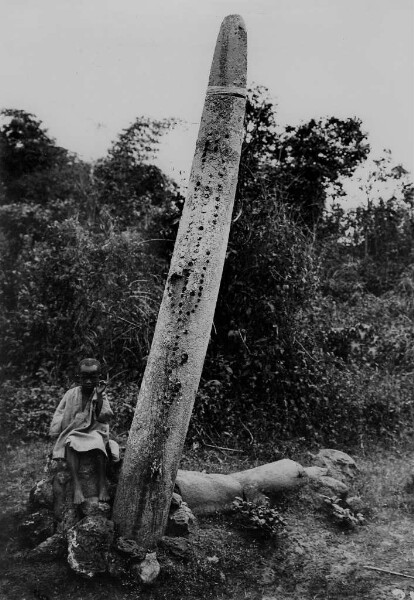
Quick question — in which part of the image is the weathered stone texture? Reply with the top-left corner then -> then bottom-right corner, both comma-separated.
67,515 -> 114,577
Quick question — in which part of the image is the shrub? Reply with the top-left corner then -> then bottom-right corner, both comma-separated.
0,218 -> 166,380
1,380 -> 65,439
231,496 -> 286,538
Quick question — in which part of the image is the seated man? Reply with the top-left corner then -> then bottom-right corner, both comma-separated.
49,358 -> 113,504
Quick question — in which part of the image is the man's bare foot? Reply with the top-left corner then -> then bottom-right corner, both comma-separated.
73,487 -> 85,505
98,486 -> 110,502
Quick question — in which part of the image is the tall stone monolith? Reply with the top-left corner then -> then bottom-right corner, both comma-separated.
112,14 -> 247,549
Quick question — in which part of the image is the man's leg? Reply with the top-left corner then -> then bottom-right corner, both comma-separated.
66,446 -> 85,505
96,451 -> 110,502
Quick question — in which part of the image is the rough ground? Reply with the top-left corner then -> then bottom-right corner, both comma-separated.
1,439 -> 414,600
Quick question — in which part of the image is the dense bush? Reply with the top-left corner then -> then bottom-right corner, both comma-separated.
0,219 -> 165,379
1,379 -> 140,441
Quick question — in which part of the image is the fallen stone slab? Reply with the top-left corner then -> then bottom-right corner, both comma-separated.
231,459 -> 307,498
175,471 -> 243,515
175,459 -> 307,515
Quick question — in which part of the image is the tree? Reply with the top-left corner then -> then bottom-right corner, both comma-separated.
236,86 -> 370,227
191,87 -> 370,440
0,109 -> 82,206
320,150 -> 414,296
94,116 -> 184,242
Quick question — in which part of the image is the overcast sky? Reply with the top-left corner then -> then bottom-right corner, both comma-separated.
1,0 -> 413,185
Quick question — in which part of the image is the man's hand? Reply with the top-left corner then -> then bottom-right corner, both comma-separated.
94,380 -> 107,417
96,380 -> 107,395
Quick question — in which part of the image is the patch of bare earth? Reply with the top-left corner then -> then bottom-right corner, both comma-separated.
1,441 -> 414,600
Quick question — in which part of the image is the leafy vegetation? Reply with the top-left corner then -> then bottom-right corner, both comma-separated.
231,496 -> 286,538
0,88 -> 413,450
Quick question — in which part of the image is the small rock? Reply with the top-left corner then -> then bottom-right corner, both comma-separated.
160,536 -> 192,559
27,533 -> 66,562
345,496 -> 364,512
29,479 -> 54,509
67,515 -> 114,577
313,449 -> 358,482
170,492 -> 182,508
114,537 -> 147,562
166,502 -> 196,537
18,509 -> 55,548
131,552 -> 160,584
57,507 -> 79,533
81,498 -> 111,518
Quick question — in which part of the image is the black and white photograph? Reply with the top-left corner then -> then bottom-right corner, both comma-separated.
0,1 -> 413,598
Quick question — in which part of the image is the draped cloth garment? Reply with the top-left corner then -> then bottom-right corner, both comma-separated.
49,386 -> 113,459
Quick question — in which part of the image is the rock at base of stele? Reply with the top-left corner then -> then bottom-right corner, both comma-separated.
114,537 -> 147,562
130,552 -> 161,585
166,502 -> 196,537
67,515 -> 114,577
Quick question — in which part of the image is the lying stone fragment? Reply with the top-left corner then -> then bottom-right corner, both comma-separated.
231,459 -> 308,497
175,459 -> 308,515
175,471 -> 243,515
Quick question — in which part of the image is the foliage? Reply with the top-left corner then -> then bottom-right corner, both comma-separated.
231,496 -> 286,538
320,151 -> 414,295
237,86 -> 370,227
1,380 -> 65,439
193,198 -> 321,440
0,110 -> 179,382
0,108 -> 90,209
0,378 -> 140,441
94,116 -> 184,241
0,220 -> 165,378
322,495 -> 365,529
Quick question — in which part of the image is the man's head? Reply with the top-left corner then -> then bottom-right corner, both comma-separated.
78,358 -> 101,392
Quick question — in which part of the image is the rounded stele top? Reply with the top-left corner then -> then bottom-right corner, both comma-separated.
208,14 -> 247,89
